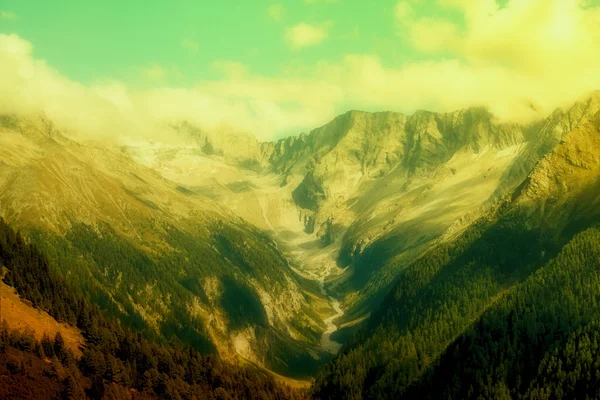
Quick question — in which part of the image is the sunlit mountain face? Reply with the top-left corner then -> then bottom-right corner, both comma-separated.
2,1 -> 600,399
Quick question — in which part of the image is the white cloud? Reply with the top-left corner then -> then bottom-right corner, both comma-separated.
181,38 -> 199,53
0,11 -> 16,19
3,0 -> 600,147
267,4 -> 285,22
397,0 -> 600,72
0,34 -> 142,139
0,34 -> 339,140
386,0 -> 600,119
284,23 -> 328,49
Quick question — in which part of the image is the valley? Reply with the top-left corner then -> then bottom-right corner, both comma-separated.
3,2 -> 600,397
2,92 -> 600,399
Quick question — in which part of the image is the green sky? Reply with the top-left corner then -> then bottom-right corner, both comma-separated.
1,0 -> 429,86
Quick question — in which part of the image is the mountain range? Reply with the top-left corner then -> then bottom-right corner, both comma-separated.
2,91 -> 600,398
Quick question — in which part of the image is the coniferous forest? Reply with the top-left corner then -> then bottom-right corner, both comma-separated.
0,218 -> 306,400
6,206 -> 600,400
311,212 -> 600,400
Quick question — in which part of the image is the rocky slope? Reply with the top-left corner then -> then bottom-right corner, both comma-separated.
260,93 -> 600,326
0,114 -> 331,377
514,105 -> 600,234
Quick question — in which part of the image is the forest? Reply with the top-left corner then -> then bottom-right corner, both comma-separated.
0,217 -> 306,399
5,196 -> 600,399
312,205 -> 600,399
27,219 -> 324,377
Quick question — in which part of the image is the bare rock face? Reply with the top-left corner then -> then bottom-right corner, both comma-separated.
172,121 -> 268,171
254,93 -> 600,248
516,92 -> 600,205
513,109 -> 600,236
264,133 -> 312,174
282,107 -> 526,237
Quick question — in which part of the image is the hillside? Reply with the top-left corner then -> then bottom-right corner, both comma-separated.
3,93 -> 600,398
0,216 -> 307,399
151,94 -> 600,342
111,93 -> 600,358
0,115 -> 331,377
311,102 -> 600,399
0,280 -> 84,356
4,2 -> 600,397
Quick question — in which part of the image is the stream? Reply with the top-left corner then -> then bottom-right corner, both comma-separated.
320,294 -> 344,353
288,262 -> 345,354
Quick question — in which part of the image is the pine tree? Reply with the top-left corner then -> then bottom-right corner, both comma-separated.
54,331 -> 67,362
61,373 -> 85,400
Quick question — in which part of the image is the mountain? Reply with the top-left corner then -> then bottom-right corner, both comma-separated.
3,91 -> 600,399
0,114 -> 331,378
312,96 -> 600,399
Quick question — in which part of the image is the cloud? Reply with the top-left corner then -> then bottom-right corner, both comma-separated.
0,11 -> 16,19
2,0 -> 600,146
395,1 -> 460,52
0,34 -> 142,139
396,0 -> 600,71
386,0 -> 600,119
395,1 -> 414,21
141,64 -> 184,82
267,4 -> 285,22
0,34 -> 339,141
284,23 -> 328,49
181,38 -> 199,53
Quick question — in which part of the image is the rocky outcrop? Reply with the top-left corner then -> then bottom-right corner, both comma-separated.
513,109 -> 600,237
262,133 -> 312,174
172,121 -> 269,170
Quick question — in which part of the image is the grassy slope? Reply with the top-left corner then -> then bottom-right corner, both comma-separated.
0,281 -> 84,357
